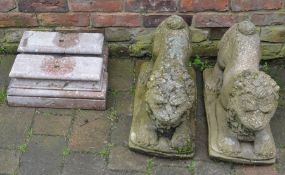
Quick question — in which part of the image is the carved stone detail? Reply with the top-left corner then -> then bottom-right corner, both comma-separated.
204,20 -> 279,164
129,15 -> 196,158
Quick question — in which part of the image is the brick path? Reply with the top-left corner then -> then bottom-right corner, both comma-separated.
0,55 -> 284,175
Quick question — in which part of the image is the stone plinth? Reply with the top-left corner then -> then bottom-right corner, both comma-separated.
7,31 -> 108,110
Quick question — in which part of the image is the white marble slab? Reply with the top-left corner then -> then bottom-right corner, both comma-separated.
9,54 -> 103,81
18,31 -> 104,55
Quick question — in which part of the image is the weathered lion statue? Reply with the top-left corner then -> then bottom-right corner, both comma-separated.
129,15 -> 196,158
204,20 -> 279,164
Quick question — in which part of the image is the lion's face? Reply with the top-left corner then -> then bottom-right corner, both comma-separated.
145,63 -> 195,130
230,92 -> 278,131
228,70 -> 279,131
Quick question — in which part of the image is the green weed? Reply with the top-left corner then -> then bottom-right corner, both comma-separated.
0,46 -> 7,54
107,107 -> 119,122
187,160 -> 196,174
261,62 -> 270,73
109,89 -> 119,97
190,55 -> 211,71
27,128 -> 33,140
17,128 -> 33,153
62,146 -> 71,156
99,143 -> 113,159
145,159 -> 154,175
175,140 -> 193,154
0,88 -> 6,104
18,143 -> 28,153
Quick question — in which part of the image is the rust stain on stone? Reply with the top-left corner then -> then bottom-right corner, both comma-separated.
53,33 -> 79,48
41,56 -> 76,76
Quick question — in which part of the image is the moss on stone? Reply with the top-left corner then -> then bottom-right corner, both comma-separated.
0,43 -> 18,54
5,29 -> 25,43
190,27 -> 209,43
192,41 -> 219,57
279,45 -> 285,58
129,32 -> 154,58
105,28 -> 131,42
0,30 -> 5,43
261,26 -> 285,43
175,140 -> 193,154
261,43 -> 283,60
108,43 -> 130,58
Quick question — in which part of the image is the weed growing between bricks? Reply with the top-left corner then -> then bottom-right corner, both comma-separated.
0,88 -> 6,104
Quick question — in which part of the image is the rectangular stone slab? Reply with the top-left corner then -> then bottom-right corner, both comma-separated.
9,78 -> 103,92
7,73 -> 107,99
9,54 -> 103,81
7,96 -> 106,110
18,31 -> 104,55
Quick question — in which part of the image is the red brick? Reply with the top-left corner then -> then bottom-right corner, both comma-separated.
143,14 -> 193,28
92,13 -> 141,27
143,15 -> 170,27
179,0 -> 228,12
126,0 -> 177,12
251,13 -> 285,26
69,0 -> 123,12
0,13 -> 38,27
180,15 -> 193,26
194,13 -> 247,27
38,13 -> 89,27
231,0 -> 283,11
235,165 -> 277,175
0,0 -> 16,12
18,0 -> 68,12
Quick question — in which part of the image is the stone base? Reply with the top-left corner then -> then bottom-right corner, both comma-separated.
7,96 -> 106,110
203,68 -> 276,164
129,62 -> 196,159
7,72 -> 108,110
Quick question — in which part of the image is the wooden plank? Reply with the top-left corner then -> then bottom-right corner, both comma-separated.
8,73 -> 108,99
7,96 -> 106,110
9,54 -> 103,81
18,31 -> 104,55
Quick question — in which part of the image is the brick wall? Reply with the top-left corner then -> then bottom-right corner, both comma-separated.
0,0 -> 285,59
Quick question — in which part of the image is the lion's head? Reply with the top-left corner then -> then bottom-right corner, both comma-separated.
227,70 -> 279,131
145,63 -> 195,131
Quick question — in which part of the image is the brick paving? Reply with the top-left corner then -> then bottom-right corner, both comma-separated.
0,55 -> 285,174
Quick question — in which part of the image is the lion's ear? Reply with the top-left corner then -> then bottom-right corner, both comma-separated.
274,84 -> 280,92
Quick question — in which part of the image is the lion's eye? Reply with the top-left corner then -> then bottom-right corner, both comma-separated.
259,104 -> 274,113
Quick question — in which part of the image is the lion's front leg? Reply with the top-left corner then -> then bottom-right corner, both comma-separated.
254,126 -> 276,158
216,101 -> 241,155
171,117 -> 192,149
133,117 -> 159,147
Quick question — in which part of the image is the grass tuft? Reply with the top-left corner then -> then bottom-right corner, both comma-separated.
145,159 -> 154,175
62,146 -> 71,156
0,88 -> 6,104
98,143 -> 113,159
190,55 -> 211,71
